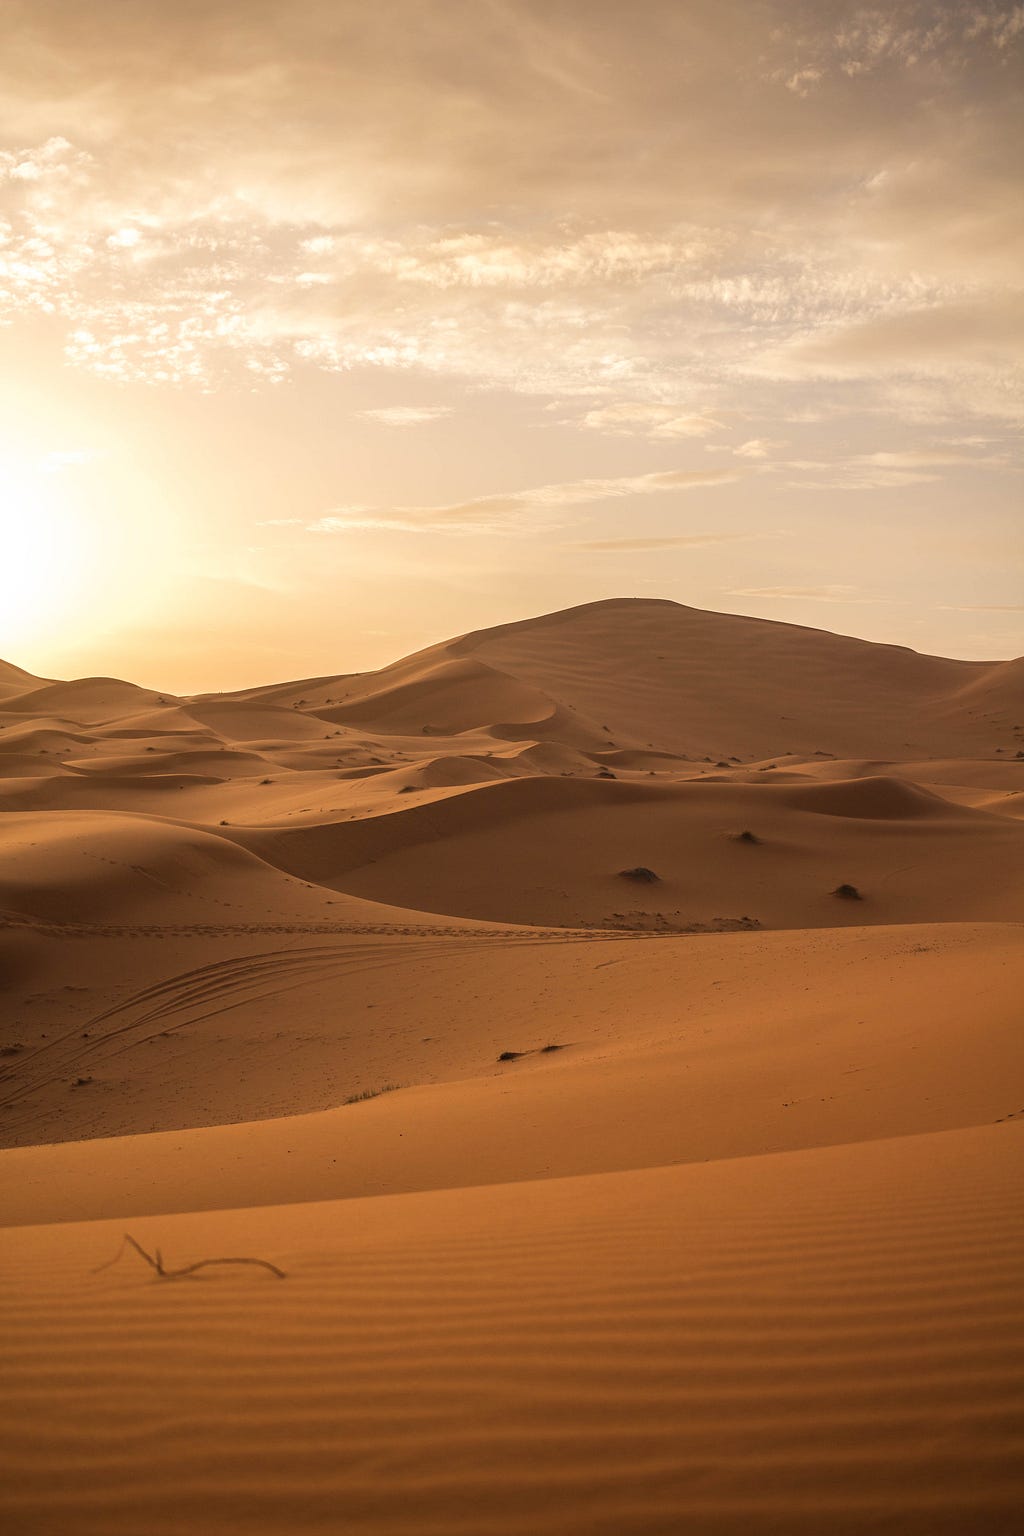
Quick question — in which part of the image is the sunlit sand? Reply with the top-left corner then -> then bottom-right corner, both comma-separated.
2,597 -> 1022,1533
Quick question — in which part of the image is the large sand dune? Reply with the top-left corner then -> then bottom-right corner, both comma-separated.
1,598 -> 1022,1533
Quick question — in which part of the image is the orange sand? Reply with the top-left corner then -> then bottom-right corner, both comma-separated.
1,599 -> 1022,1533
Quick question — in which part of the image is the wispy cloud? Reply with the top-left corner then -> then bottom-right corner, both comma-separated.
39,448 -> 99,473
357,405 -> 453,426
770,4 -> 1024,92
782,442 -> 1014,489
733,438 -> 786,459
578,404 -> 725,440
727,585 -> 885,604
577,531 -> 776,552
307,468 -> 743,535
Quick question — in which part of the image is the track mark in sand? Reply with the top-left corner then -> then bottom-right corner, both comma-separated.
0,929 -> 596,1118
0,943 -> 430,1113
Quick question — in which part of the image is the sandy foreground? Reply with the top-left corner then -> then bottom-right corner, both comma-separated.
1,599 -> 1023,1533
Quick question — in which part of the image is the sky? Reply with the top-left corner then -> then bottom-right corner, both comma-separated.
0,0 -> 1021,691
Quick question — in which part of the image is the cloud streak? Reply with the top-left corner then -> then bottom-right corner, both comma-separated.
308,468 -> 743,535
727,585 -> 890,605
577,532 -> 777,552
357,405 -> 453,426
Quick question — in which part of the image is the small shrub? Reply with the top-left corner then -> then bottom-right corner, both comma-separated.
734,830 -> 761,844
498,1050 -> 524,1062
344,1083 -> 400,1104
832,883 -> 862,900
618,866 -> 660,882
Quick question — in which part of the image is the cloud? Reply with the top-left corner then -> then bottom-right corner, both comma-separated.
39,448 -> 98,472
733,438 -> 786,458
727,585 -> 883,603
0,1 -> 1020,440
357,405 -> 453,426
783,442 -> 1015,489
578,404 -> 725,439
577,532 -> 774,552
775,297 -> 1024,376
771,4 -> 1024,89
785,68 -> 823,97
307,467 -> 743,535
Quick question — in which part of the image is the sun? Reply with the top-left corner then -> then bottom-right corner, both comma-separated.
0,445 -> 96,656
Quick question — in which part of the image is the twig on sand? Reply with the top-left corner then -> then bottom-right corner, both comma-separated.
92,1232 -> 286,1281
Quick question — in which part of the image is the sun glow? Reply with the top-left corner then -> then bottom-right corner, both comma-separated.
0,445 -> 98,653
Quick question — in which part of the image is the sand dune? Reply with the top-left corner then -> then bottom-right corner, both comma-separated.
2,920 -> 1021,1219
226,771 -> 1024,928
1,598 -> 1022,1533
0,659 -> 49,699
0,675 -> 170,723
0,810 -> 350,926
1,1125 -> 1021,1535
462,598 -> 1023,758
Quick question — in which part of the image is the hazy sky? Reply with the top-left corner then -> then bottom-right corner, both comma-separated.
1,0 -> 1021,690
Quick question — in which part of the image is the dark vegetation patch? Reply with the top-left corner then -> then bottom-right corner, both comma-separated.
344,1083 -> 401,1104
618,866 -> 660,882
499,1045 -> 567,1062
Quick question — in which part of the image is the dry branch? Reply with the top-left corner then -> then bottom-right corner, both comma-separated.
93,1232 -> 286,1280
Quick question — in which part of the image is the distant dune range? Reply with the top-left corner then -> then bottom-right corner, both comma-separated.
1,599 -> 1022,1535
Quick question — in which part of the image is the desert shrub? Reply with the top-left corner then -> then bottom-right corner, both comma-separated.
344,1084 -> 400,1104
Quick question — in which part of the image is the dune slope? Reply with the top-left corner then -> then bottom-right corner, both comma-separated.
1,1125 -> 1022,1536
